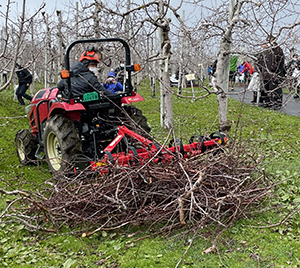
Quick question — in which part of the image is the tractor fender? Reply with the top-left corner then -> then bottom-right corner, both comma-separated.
121,93 -> 144,104
48,102 -> 86,122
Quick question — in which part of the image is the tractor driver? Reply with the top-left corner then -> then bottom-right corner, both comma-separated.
57,46 -> 113,98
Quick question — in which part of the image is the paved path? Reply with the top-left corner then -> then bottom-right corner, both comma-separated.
229,86 -> 300,117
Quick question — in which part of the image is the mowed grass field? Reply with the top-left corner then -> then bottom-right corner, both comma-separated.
0,80 -> 300,267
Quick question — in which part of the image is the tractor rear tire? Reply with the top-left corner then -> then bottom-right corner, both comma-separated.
15,129 -> 37,165
43,115 -> 82,174
122,105 -> 151,135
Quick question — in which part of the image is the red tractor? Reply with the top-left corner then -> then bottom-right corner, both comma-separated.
15,38 -> 226,174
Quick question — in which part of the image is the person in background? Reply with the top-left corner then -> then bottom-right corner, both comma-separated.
229,55 -> 238,90
2,70 -> 8,83
269,36 -> 285,108
237,63 -> 245,84
15,63 -> 32,106
210,58 -> 218,89
241,61 -> 254,84
207,64 -> 213,83
248,71 -> 261,104
104,71 -> 123,93
286,54 -> 300,98
286,54 -> 300,76
256,41 -> 274,107
237,63 -> 244,74
256,37 -> 285,109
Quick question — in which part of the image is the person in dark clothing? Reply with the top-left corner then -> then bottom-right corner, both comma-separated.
57,47 -> 112,98
270,38 -> 285,108
15,63 -> 32,105
256,37 -> 285,109
255,43 -> 269,105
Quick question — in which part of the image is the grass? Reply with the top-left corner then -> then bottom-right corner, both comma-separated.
0,81 -> 300,267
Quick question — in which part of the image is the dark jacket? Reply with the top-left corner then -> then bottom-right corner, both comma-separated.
257,44 -> 285,81
272,45 -> 285,78
16,67 -> 32,85
57,61 -> 112,98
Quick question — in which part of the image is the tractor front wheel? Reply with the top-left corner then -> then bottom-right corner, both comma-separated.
15,129 -> 37,165
44,115 -> 82,174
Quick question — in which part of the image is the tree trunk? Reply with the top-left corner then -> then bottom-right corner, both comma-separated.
42,12 -> 50,88
216,45 -> 231,132
178,10 -> 185,95
159,1 -> 173,129
30,19 -> 35,96
57,11 -> 64,71
162,57 -> 173,128
151,34 -> 156,97
216,0 -> 238,132
125,0 -> 131,41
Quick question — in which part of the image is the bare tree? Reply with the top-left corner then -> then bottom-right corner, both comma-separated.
2,0 -> 300,132
0,0 -> 45,92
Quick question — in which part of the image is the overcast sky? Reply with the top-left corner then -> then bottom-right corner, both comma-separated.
3,0 -> 300,35
1,0 -> 62,19
0,0 -> 201,26
3,0 -> 193,13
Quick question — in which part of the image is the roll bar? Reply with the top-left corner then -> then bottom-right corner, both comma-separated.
63,38 -> 133,99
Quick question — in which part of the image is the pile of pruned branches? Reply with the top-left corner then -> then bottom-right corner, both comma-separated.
0,143 -> 273,237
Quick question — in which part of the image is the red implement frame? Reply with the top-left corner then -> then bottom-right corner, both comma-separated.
90,125 -> 227,171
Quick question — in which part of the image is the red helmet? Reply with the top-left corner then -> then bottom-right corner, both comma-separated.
79,50 -> 101,63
